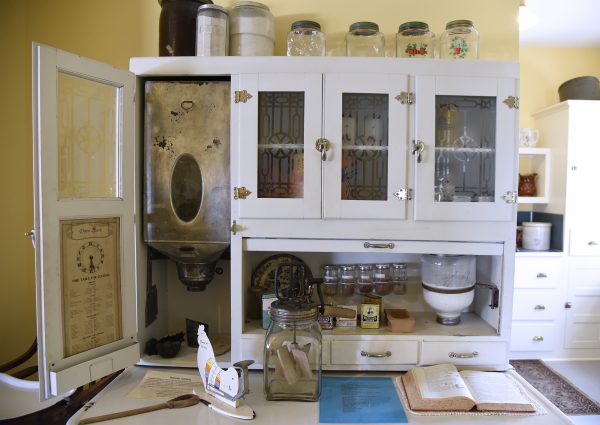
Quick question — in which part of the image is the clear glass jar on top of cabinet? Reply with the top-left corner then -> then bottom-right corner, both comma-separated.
396,21 -> 435,58
440,20 -> 479,60
196,4 -> 229,56
287,20 -> 325,56
346,22 -> 385,57
264,301 -> 322,401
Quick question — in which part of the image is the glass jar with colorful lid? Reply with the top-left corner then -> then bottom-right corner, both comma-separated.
396,21 -> 435,58
287,20 -> 326,56
440,19 -> 479,60
345,21 -> 385,57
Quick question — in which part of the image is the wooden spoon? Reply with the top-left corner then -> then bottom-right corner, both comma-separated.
78,394 -> 200,425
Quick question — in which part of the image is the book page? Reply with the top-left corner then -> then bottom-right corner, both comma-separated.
412,364 -> 473,400
460,370 -> 531,406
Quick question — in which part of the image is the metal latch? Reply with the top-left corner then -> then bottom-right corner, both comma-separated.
503,96 -> 519,109
233,186 -> 252,200
393,188 -> 413,201
412,140 -> 425,163
395,91 -> 415,104
476,283 -> 500,309
234,90 -> 253,103
315,138 -> 331,161
502,191 -> 518,203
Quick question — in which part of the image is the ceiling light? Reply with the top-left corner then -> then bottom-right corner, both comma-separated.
519,0 -> 539,31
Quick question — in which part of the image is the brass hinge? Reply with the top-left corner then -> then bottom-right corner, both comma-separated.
233,186 -> 252,200
395,91 -> 415,105
393,188 -> 413,201
503,96 -> 519,109
231,220 -> 238,235
234,90 -> 253,103
502,191 -> 518,203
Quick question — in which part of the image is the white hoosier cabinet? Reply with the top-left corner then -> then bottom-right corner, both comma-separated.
32,43 -> 520,401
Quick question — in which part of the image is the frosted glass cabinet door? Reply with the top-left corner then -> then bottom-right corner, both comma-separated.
32,44 -> 138,399
234,73 -> 322,219
413,76 -> 518,221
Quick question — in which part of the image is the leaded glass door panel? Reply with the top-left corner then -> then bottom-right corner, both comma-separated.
235,73 -> 322,219
414,76 -> 517,221
323,74 -> 409,219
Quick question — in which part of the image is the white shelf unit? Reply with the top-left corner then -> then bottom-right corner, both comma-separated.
518,147 -> 550,203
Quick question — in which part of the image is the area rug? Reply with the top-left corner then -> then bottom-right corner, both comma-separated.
510,359 -> 600,415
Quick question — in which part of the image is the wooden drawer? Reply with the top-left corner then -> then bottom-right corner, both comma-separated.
513,289 -> 559,320
420,341 -> 507,367
510,323 -> 556,352
330,340 -> 418,365
514,257 -> 563,289
570,228 -> 600,257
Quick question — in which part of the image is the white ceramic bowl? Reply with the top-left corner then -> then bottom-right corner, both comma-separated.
422,285 -> 474,325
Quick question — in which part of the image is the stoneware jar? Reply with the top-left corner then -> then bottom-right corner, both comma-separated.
518,173 -> 537,197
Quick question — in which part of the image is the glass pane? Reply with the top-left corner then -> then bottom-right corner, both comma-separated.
341,93 -> 388,201
60,217 -> 122,357
58,72 -> 119,199
257,91 -> 304,199
434,95 -> 496,203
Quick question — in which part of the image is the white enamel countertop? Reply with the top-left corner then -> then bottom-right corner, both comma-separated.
67,366 -> 573,425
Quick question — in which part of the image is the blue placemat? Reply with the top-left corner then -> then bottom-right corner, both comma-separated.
319,376 -> 407,423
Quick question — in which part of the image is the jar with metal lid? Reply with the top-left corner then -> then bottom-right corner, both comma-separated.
338,265 -> 356,296
322,264 -> 339,296
159,0 -> 213,56
391,263 -> 408,295
196,4 -> 229,56
345,21 -> 385,57
440,20 -> 479,60
357,264 -> 374,294
263,300 -> 322,401
373,263 -> 392,295
229,1 -> 274,56
396,21 -> 435,58
287,20 -> 326,56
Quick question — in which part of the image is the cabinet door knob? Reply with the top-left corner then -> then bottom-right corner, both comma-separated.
534,304 -> 546,310
588,241 -> 599,246
532,336 -> 544,342
565,302 -> 572,309
24,229 -> 35,247
448,351 -> 478,359
412,140 -> 425,163
315,138 -> 330,161
536,273 -> 547,278
360,350 -> 391,358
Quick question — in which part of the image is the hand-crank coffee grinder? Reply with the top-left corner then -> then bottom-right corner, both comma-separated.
263,263 -> 323,401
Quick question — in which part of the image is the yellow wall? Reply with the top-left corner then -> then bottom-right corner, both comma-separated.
0,0 -> 518,369
519,47 -> 600,128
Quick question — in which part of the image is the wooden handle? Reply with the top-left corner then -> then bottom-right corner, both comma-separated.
323,306 -> 356,318
79,403 -> 167,425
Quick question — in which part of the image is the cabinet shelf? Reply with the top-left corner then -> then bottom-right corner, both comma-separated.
518,147 -> 550,203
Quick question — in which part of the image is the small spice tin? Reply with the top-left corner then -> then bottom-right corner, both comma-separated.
360,303 -> 380,329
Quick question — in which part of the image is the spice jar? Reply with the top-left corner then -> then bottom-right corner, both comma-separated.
391,263 -> 408,295
196,4 -> 229,56
287,20 -> 326,56
263,301 -> 322,401
346,22 -> 385,57
159,0 -> 213,56
374,263 -> 392,295
322,264 -> 339,296
229,1 -> 274,56
339,265 -> 356,296
396,21 -> 435,58
357,264 -> 374,294
440,20 -> 479,60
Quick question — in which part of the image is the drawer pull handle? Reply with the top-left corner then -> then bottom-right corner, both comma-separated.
360,350 -> 391,358
448,351 -> 479,359
534,304 -> 546,310
532,336 -> 544,342
363,242 -> 395,249
536,273 -> 547,278
588,241 -> 599,246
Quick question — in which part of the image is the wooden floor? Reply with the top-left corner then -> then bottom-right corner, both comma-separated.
543,360 -> 600,425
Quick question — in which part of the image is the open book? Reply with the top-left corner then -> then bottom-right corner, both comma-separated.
399,363 -> 536,413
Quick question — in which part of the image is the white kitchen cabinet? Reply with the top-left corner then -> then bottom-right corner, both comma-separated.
33,45 -> 519,400
517,147 -> 550,203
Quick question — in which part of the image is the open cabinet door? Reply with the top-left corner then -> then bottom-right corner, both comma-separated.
32,44 -> 138,399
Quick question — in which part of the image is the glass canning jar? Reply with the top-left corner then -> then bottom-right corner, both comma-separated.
322,264 -> 339,296
396,21 -> 435,58
346,21 -> 385,57
229,1 -> 274,56
339,265 -> 356,296
440,20 -> 479,60
391,263 -> 408,295
374,263 -> 392,295
287,20 -> 326,56
263,301 -> 322,401
196,4 -> 229,56
357,264 -> 374,294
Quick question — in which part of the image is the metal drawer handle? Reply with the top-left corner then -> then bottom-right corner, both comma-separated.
360,350 -> 391,358
532,336 -> 544,342
448,351 -> 479,359
363,242 -> 395,249
588,241 -> 599,246
536,273 -> 547,278
534,304 -> 546,310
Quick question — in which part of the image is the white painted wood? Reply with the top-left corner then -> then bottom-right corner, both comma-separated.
518,147 -> 551,204
322,73 -> 409,219
330,340 -> 419,365
565,258 -> 600,349
514,256 -> 564,289
510,323 -> 556,352
419,340 -> 508,368
414,76 -> 518,222
33,44 -> 137,399
512,289 -> 560,320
